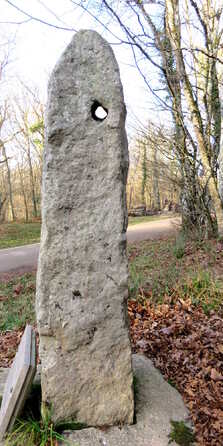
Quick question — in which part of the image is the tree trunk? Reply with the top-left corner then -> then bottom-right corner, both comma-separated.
218,137 -> 223,202
27,145 -> 38,218
165,0 -> 223,236
18,164 -> 29,222
2,143 -> 16,221
141,145 -> 147,206
0,194 -> 7,222
128,184 -> 134,210
151,144 -> 160,210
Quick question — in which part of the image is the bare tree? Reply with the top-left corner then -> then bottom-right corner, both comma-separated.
128,122 -> 181,211
10,88 -> 44,219
0,102 -> 17,220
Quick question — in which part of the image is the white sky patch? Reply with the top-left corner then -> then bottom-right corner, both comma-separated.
94,106 -> 108,120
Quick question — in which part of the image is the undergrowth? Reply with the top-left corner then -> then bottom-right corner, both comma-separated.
128,237 -> 223,314
174,271 -> 223,315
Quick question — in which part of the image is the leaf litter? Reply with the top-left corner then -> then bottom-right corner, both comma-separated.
128,298 -> 223,445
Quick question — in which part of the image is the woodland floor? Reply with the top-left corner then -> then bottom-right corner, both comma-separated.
1,234 -> 223,445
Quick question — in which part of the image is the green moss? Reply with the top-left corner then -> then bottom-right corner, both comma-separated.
167,378 -> 177,389
168,420 -> 195,445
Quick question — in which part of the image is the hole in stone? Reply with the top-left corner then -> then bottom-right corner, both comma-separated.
72,290 -> 82,299
91,101 -> 108,121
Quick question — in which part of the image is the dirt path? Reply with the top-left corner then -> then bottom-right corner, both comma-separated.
127,216 -> 181,243
0,217 -> 181,278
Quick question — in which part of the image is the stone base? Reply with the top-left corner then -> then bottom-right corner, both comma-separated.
0,355 -> 193,446
61,354 -> 193,446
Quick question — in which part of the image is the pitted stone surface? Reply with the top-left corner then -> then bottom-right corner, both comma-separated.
36,30 -> 134,426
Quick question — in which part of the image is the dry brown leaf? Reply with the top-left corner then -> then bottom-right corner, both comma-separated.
210,369 -> 223,381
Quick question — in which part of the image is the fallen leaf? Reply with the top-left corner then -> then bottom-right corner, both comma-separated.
210,368 -> 223,381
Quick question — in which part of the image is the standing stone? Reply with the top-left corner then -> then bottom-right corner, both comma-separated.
36,30 -> 134,426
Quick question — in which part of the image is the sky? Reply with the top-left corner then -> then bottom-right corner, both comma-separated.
0,0 -> 172,138
0,0 -> 166,136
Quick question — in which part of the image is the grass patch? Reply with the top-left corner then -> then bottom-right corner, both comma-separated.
0,222 -> 41,249
128,237 -> 223,310
128,214 -> 177,226
128,238 -> 177,302
175,271 -> 223,315
5,382 -> 86,446
0,273 -> 36,331
6,403 -> 72,446
5,417 -> 68,446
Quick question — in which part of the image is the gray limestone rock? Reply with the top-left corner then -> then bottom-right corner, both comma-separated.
36,30 -> 134,426
62,354 -> 193,446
